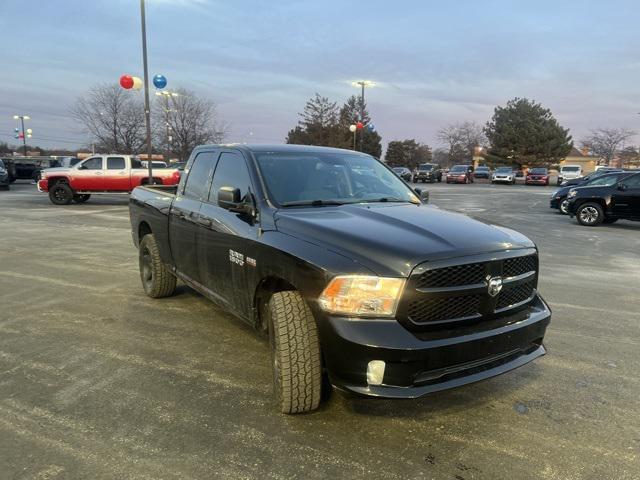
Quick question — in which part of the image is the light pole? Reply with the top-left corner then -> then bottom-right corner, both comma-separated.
13,115 -> 30,156
140,0 -> 153,182
156,90 -> 179,161
351,80 -> 375,150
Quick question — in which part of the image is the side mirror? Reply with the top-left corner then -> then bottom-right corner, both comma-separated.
218,186 -> 254,215
618,183 -> 628,191
414,188 -> 429,204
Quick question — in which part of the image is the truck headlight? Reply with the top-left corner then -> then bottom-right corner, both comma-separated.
319,275 -> 405,317
568,189 -> 577,198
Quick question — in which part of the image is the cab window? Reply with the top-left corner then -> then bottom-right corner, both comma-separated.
82,157 -> 103,170
183,152 -> 217,200
209,152 -> 252,205
621,173 -> 640,188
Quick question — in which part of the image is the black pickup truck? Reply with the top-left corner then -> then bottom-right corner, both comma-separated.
129,144 -> 551,414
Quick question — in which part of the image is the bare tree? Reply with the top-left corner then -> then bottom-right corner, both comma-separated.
71,84 -> 146,154
581,127 -> 637,164
437,121 -> 487,163
155,88 -> 226,161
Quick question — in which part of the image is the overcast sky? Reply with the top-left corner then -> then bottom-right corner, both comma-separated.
1,0 -> 639,152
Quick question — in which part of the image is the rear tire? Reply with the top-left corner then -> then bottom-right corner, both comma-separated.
48,182 -> 74,205
139,234 -> 176,298
73,194 -> 91,203
576,202 -> 604,226
267,291 -> 322,414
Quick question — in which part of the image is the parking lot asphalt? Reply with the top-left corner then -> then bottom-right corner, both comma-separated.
1,180 -> 639,480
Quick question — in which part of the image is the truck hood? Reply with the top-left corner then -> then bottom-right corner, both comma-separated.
274,203 -> 535,277
42,167 -> 72,176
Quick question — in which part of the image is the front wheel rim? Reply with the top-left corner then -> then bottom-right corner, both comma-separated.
141,246 -> 153,287
53,187 -> 68,202
580,206 -> 599,224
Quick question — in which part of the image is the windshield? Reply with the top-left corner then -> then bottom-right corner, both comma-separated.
450,166 -> 467,173
495,167 -> 512,173
476,166 -> 489,171
418,164 -> 433,171
392,167 -> 404,172
562,166 -> 580,172
530,168 -> 547,174
255,152 -> 419,206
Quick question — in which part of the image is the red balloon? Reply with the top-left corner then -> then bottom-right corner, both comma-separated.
120,74 -> 134,89
18,133 -> 24,139
356,122 -> 364,130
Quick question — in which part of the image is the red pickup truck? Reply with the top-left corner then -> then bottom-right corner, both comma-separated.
38,154 -> 181,205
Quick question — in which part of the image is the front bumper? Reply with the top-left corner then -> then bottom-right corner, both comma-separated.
492,177 -> 513,183
0,174 -> 9,186
526,179 -> 548,185
316,294 -> 551,398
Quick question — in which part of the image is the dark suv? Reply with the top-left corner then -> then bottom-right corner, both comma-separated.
0,159 -> 9,190
550,171 -> 633,214
567,171 -> 640,226
414,163 -> 442,183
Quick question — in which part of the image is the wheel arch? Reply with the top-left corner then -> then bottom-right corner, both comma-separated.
253,275 -> 297,334
138,221 -> 152,242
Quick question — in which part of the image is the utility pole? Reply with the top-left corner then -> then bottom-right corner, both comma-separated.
140,0 -> 153,183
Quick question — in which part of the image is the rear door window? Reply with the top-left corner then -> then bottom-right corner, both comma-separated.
107,157 -> 126,170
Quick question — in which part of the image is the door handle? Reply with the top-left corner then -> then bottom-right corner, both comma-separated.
196,216 -> 212,227
95,171 -> 103,175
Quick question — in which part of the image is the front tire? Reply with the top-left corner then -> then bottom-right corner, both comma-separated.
559,198 -> 569,215
139,234 -> 176,298
268,291 -> 322,414
576,202 -> 604,226
48,182 -> 74,205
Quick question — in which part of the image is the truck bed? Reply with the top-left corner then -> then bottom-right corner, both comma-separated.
129,185 -> 177,250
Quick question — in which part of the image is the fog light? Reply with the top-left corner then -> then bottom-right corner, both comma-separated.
367,360 -> 386,386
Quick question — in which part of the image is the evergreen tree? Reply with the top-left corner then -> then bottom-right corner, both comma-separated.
484,98 -> 572,165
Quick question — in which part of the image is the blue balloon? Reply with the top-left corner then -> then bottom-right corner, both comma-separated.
14,127 -> 19,132
367,123 -> 375,131
153,74 -> 167,89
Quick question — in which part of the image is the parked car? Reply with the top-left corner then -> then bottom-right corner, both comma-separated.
446,165 -> 474,183
1,156 -> 60,183
491,167 -> 516,184
550,171 -> 634,214
557,165 -> 582,185
525,167 -> 550,186
567,171 -> 640,226
37,154 -> 181,205
474,166 -> 491,179
392,166 -> 412,182
129,144 -> 550,414
414,163 -> 442,183
0,159 -> 10,190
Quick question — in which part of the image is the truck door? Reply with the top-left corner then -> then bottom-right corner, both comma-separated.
168,151 -> 218,285
73,157 -> 104,190
104,156 -> 130,191
612,173 -> 640,218
197,151 -> 259,317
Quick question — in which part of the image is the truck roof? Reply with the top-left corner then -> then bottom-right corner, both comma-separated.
194,144 -> 371,156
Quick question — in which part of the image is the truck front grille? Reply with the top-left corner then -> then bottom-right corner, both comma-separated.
399,251 -> 538,329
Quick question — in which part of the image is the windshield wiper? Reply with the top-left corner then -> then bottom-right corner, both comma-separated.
359,197 -> 417,204
281,199 -> 348,207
